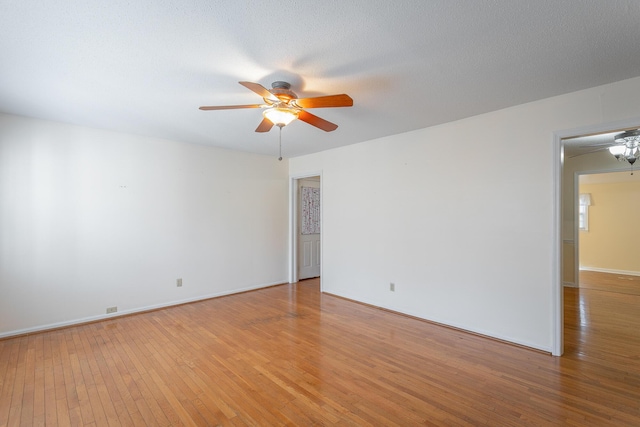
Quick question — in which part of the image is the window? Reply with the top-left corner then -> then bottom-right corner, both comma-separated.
579,193 -> 592,231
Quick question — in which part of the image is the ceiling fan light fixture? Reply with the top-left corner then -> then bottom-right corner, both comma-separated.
608,144 -> 626,159
263,106 -> 299,127
199,80 -> 351,133
609,129 -> 640,171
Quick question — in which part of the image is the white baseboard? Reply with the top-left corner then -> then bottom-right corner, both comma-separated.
324,290 -> 551,354
563,282 -> 578,288
579,266 -> 640,277
0,280 -> 287,339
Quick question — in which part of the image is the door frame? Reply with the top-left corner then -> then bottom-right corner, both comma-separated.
553,117 -> 640,356
289,171 -> 323,288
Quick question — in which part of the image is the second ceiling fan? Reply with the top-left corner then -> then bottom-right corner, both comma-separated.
200,81 -> 353,132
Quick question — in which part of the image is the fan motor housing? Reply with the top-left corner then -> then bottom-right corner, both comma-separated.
269,81 -> 297,101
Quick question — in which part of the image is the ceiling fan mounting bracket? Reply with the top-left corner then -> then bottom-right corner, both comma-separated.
271,81 -> 291,89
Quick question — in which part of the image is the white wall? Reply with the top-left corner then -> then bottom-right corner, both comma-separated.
290,76 -> 640,352
0,114 -> 289,337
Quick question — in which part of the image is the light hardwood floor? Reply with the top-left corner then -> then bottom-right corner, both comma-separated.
1,276 -> 639,426
578,269 -> 640,296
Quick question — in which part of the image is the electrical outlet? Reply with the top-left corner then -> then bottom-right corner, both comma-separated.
106,306 -> 117,314
390,282 -> 395,292
177,278 -> 183,287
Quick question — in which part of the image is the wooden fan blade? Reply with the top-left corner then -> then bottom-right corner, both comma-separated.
567,146 -> 611,158
298,110 -> 338,132
580,142 -> 615,147
294,94 -> 353,109
239,81 -> 277,101
255,117 -> 274,133
199,104 -> 263,110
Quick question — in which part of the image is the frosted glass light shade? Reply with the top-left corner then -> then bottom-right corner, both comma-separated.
609,145 -> 626,156
263,107 -> 299,126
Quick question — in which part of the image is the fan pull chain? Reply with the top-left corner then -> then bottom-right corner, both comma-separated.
278,125 -> 283,161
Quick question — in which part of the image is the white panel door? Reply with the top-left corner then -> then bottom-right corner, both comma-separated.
298,178 -> 321,280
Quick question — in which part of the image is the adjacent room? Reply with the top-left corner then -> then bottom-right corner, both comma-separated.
2,1 -> 640,425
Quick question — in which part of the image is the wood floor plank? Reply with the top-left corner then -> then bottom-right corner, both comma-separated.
41,334 -> 57,427
18,338 -> 36,427
2,275 -> 640,425
0,339 -> 18,426
6,337 -> 28,427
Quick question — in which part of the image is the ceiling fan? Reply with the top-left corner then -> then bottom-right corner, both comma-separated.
199,81 -> 353,132
569,129 -> 640,160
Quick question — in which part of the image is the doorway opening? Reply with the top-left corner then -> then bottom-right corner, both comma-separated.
555,120 -> 640,356
289,173 -> 322,287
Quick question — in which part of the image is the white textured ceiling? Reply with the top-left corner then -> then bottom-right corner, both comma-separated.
2,1 -> 640,158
